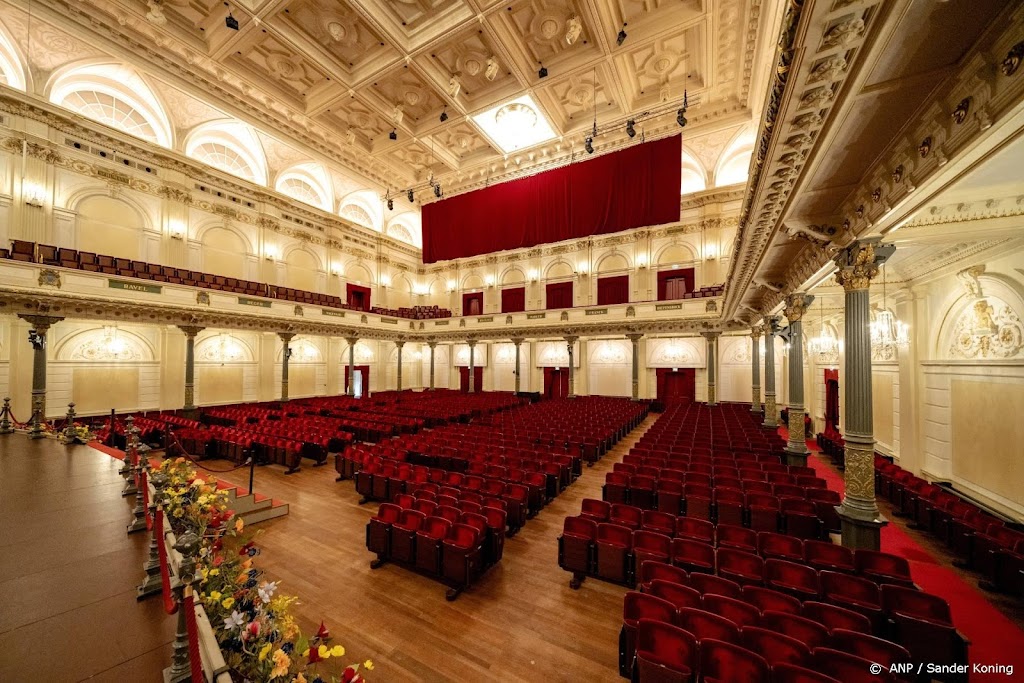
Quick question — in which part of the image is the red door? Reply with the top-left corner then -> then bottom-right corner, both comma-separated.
459,367 -> 484,392
656,368 -> 695,403
543,368 -> 570,399
344,365 -> 370,396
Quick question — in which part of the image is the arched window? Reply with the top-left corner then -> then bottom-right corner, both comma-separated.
49,63 -> 172,146
185,121 -> 267,185
275,163 -> 332,211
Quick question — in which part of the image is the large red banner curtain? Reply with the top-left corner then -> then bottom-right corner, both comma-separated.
546,281 -> 573,310
421,135 -> 682,263
597,275 -> 630,305
501,287 -> 525,313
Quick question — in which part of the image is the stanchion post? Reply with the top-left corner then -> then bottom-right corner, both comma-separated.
138,470 -> 167,599
0,397 -> 13,434
122,416 -> 139,496
248,455 -> 255,496
60,403 -> 78,445
165,531 -> 200,683
128,453 -> 149,533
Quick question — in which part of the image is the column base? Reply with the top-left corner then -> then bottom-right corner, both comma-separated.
783,449 -> 809,467
28,428 -> 46,440
836,506 -> 888,551
762,418 -> 778,428
182,407 -> 199,420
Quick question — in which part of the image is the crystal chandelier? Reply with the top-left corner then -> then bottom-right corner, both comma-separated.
870,264 -> 910,348
808,296 -> 840,361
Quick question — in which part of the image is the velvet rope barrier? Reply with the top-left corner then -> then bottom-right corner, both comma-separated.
168,432 -> 253,474
156,510 -> 178,615
184,591 -> 204,683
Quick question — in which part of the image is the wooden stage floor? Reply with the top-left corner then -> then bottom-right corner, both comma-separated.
0,418 -> 655,682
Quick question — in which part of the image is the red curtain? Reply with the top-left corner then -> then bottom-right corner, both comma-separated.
343,365 -> 371,396
346,283 -> 371,311
657,269 -> 695,300
422,135 -> 682,262
462,292 -> 483,316
501,287 -> 525,313
543,368 -> 569,399
597,275 -> 629,305
824,369 -> 840,436
546,281 -> 573,310
459,367 -> 484,393
656,368 -> 695,403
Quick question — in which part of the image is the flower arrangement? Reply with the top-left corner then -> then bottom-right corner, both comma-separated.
156,458 -> 372,683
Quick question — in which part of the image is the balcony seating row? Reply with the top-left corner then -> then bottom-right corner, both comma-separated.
369,305 -> 452,319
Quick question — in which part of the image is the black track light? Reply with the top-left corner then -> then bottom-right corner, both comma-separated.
626,119 -> 636,138
407,189 -> 414,202
387,198 -> 394,211
389,128 -> 397,140
677,89 -> 689,128
538,63 -> 548,79
616,23 -> 628,46
439,106 -> 448,123
225,11 -> 239,30
434,183 -> 442,198
584,137 -> 594,154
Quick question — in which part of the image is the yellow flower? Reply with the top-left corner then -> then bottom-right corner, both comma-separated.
318,644 -> 330,659
259,643 -> 273,662
235,517 -> 244,533
208,591 -> 222,602
364,660 -> 374,671
270,649 -> 290,678
173,508 -> 184,518
330,645 -> 345,658
294,675 -> 307,683
209,568 -> 220,577
222,597 -> 235,609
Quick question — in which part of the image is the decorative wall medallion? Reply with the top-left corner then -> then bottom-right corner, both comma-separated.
1001,41 -> 1023,77
360,314 -> 367,323
808,55 -> 848,83
196,291 -> 210,305
706,300 -> 718,313
871,187 -> 882,203
38,269 -> 61,288
856,204 -> 865,217
626,306 -> 636,318
892,165 -> 904,183
560,311 -> 569,321
459,319 -> 466,327
952,97 -> 971,125
842,219 -> 850,231
950,298 -> 1024,359
822,17 -> 865,48
291,305 -> 303,317
918,136 -> 932,158
505,315 -> 512,325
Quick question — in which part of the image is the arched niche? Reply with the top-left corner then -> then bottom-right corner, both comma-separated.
285,247 -> 322,291
55,326 -> 155,362
462,273 -> 485,290
597,252 -> 630,273
546,260 -> 574,280
345,261 -> 374,285
501,267 -> 526,285
75,194 -> 146,260
200,226 -> 250,279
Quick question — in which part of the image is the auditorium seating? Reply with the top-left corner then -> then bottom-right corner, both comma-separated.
369,304 -> 452,319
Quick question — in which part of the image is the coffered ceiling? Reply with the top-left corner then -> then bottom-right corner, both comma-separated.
1,0 -> 778,197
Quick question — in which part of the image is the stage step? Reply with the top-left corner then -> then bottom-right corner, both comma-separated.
218,484 -> 290,525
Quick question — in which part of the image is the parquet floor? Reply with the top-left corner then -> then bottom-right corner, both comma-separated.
0,416 -> 654,682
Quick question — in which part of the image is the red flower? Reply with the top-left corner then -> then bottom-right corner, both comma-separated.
342,666 -> 362,683
239,542 -> 254,556
308,647 -> 322,664
316,621 -> 330,640
213,554 -> 224,567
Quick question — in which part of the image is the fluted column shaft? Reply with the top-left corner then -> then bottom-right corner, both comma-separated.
20,314 -> 63,438
763,318 -> 778,427
627,334 -> 643,401
428,342 -> 437,390
346,337 -> 358,396
278,332 -> 295,402
178,325 -> 204,416
512,338 -> 524,393
565,336 -> 578,398
395,340 -> 405,392
468,341 -> 477,393
702,332 -> 720,406
751,327 -> 763,413
784,294 -> 811,460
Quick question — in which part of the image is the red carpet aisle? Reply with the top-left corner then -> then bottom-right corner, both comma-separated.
781,427 -> 1024,681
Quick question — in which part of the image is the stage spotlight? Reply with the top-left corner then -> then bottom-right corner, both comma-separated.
434,184 -> 442,198
440,106 -> 448,123
407,189 -> 414,202
584,137 -> 594,154
389,128 -> 397,140
676,108 -> 687,127
387,198 -> 394,211
626,119 -> 636,138
616,23 -> 628,46
225,11 -> 239,30
538,63 -> 548,79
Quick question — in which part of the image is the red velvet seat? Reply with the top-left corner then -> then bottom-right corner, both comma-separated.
674,608 -> 741,645
436,505 -> 461,526
648,579 -> 701,611
880,585 -> 968,676
634,619 -> 698,683
580,498 -> 610,523
656,479 -> 684,515
804,540 -> 855,573
772,663 -> 840,683
716,547 -> 764,587
806,488 -> 842,534
747,493 -> 780,532
854,549 -> 914,588
765,559 -> 820,601
638,560 -> 688,592
741,585 -> 801,616
442,523 -> 482,593
596,523 -> 633,583
415,517 -> 452,574
366,503 -> 401,559
801,600 -> 873,635
672,537 -> 715,574
687,572 -> 742,599
682,483 -> 712,521
702,593 -> 760,628
758,531 -> 804,562
716,524 -> 758,553
633,531 -> 673,579
630,474 -> 657,510
483,507 -> 507,564
830,629 -> 913,681
604,471 -> 630,504
412,499 -> 438,517
741,626 -> 811,668
812,648 -> 897,683
715,487 -> 745,527
390,509 -> 425,564
610,503 -> 643,530
675,517 -> 714,544
759,610 -> 831,650
620,592 -> 676,677
782,498 -> 822,540
820,571 -> 884,634
698,638 -> 770,683
641,509 -> 676,537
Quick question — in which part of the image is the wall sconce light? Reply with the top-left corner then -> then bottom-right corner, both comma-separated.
704,244 -> 718,260
23,184 -> 45,208
169,223 -> 185,240
447,279 -> 456,292
671,263 -> 679,270
380,275 -> 391,288
264,248 -> 277,262
528,269 -> 539,282
576,262 -> 589,276
331,264 -> 342,277
485,275 -> 495,287
636,254 -> 648,269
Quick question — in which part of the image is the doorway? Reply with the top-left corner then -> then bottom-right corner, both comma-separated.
824,369 -> 840,437
656,368 -> 696,403
543,367 -> 570,399
459,366 -> 484,392
344,365 -> 370,397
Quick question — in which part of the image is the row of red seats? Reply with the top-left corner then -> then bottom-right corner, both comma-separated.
621,559 -> 968,682
369,304 -> 452,320
875,455 -> 1024,597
